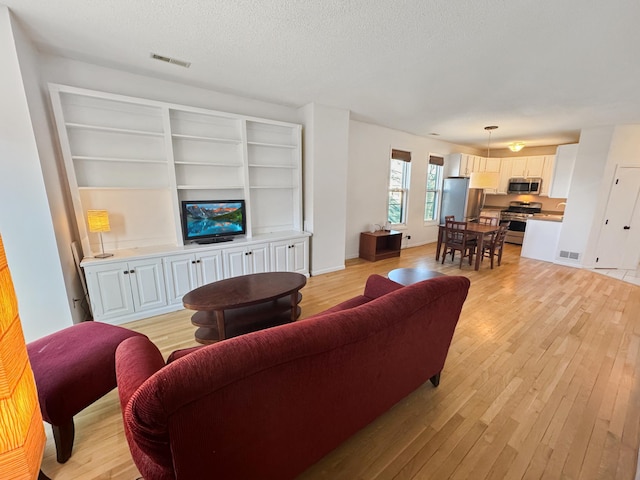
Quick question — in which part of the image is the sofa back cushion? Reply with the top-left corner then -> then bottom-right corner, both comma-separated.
124,275 -> 470,480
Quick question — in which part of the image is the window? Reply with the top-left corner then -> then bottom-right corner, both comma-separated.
388,149 -> 411,225
425,155 -> 444,222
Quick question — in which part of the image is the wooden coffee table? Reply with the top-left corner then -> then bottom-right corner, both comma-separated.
387,268 -> 445,286
183,272 -> 307,344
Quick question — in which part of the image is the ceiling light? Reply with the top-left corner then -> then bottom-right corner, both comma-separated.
509,142 -> 525,152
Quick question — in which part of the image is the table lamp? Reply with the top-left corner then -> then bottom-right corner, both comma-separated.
0,235 -> 49,480
87,210 -> 113,258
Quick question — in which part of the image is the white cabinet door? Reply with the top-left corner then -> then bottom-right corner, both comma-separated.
289,238 -> 309,274
128,258 -> 167,312
460,154 -> 473,176
497,158 -> 512,194
85,262 -> 134,320
539,156 -> 555,197
270,238 -> 308,274
163,254 -> 198,305
484,158 -> 501,173
197,250 -> 224,286
270,241 -> 290,272
549,144 -> 578,198
526,156 -> 545,177
510,157 -> 527,177
223,246 -> 249,278
248,243 -> 270,274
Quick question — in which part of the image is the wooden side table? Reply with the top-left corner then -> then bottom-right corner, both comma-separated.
359,230 -> 402,261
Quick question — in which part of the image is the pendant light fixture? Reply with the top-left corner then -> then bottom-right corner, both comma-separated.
484,125 -> 498,157
509,142 -> 525,152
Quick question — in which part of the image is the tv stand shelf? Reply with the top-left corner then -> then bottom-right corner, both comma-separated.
359,230 -> 402,262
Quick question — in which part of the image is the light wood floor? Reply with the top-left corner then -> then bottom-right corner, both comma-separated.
39,242 -> 640,479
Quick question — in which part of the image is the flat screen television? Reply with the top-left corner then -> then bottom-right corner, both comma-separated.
181,200 -> 246,244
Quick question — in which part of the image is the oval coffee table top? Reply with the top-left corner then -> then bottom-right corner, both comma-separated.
387,268 -> 445,286
183,272 -> 307,310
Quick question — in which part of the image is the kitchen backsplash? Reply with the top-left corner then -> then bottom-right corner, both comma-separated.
484,194 -> 567,212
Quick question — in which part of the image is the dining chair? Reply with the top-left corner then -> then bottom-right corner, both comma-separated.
481,224 -> 509,268
444,215 -> 455,223
442,220 -> 476,268
478,216 -> 499,226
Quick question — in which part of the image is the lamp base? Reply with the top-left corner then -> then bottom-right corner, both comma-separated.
94,253 -> 114,259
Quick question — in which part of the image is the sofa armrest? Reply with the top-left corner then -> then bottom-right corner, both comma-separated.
115,336 -> 165,411
166,345 -> 205,364
363,274 -> 404,300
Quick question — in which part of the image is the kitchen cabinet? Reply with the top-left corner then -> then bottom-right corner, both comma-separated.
223,243 -> 270,277
84,257 -> 167,322
270,237 -> 309,274
549,144 -> 578,198
539,156 -> 555,196
163,250 -> 224,305
509,156 -> 545,178
521,218 -> 562,262
484,157 -> 501,173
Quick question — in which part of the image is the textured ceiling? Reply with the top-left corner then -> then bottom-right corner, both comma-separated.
5,0 -> 640,149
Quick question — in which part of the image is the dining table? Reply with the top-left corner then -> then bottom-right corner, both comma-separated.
435,222 -> 501,271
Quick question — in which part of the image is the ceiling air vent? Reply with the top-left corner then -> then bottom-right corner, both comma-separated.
150,53 -> 191,68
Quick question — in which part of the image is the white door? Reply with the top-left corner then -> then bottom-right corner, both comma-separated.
594,167 -> 640,269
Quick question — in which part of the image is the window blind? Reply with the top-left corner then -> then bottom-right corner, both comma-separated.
391,149 -> 411,162
429,155 -> 444,166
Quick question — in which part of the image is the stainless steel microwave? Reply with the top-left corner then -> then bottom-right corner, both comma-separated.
508,177 -> 542,195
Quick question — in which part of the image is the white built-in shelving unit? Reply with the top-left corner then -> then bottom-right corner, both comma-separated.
49,84 -> 308,324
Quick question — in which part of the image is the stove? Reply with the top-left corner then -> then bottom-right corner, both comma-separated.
500,201 -> 542,245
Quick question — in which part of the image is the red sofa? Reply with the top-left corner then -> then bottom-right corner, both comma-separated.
115,274 -> 470,480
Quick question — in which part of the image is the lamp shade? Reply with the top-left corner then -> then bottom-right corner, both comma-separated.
87,210 -> 110,233
0,235 -> 46,479
469,172 -> 499,189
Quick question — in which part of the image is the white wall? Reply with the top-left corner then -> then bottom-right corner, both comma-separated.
0,7 -> 73,341
582,125 -> 640,267
300,103 -> 350,275
555,124 -> 640,268
346,120 -> 465,259
556,126 -> 614,267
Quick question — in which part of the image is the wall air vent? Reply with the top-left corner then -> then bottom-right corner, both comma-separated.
150,53 -> 191,68
559,250 -> 581,260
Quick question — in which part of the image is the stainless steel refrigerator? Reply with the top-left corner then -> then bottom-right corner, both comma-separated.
439,177 -> 483,223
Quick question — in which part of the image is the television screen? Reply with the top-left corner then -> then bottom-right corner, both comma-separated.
181,200 -> 246,244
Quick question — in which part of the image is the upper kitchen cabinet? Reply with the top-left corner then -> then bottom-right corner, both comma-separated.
446,154 -> 501,177
549,144 -> 578,198
510,156 -> 544,177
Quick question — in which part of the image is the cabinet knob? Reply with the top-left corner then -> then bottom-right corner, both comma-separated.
197,259 -> 201,263
191,260 -> 196,264
123,271 -> 129,275
624,226 -> 631,230
129,270 -> 135,274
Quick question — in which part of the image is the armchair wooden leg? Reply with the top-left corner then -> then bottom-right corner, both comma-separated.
429,373 -> 441,387
39,470 -> 51,480
52,419 -> 75,463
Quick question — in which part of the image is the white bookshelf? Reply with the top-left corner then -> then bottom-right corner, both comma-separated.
49,84 -> 304,258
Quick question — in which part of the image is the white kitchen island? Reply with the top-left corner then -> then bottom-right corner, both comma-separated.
521,217 -> 563,263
